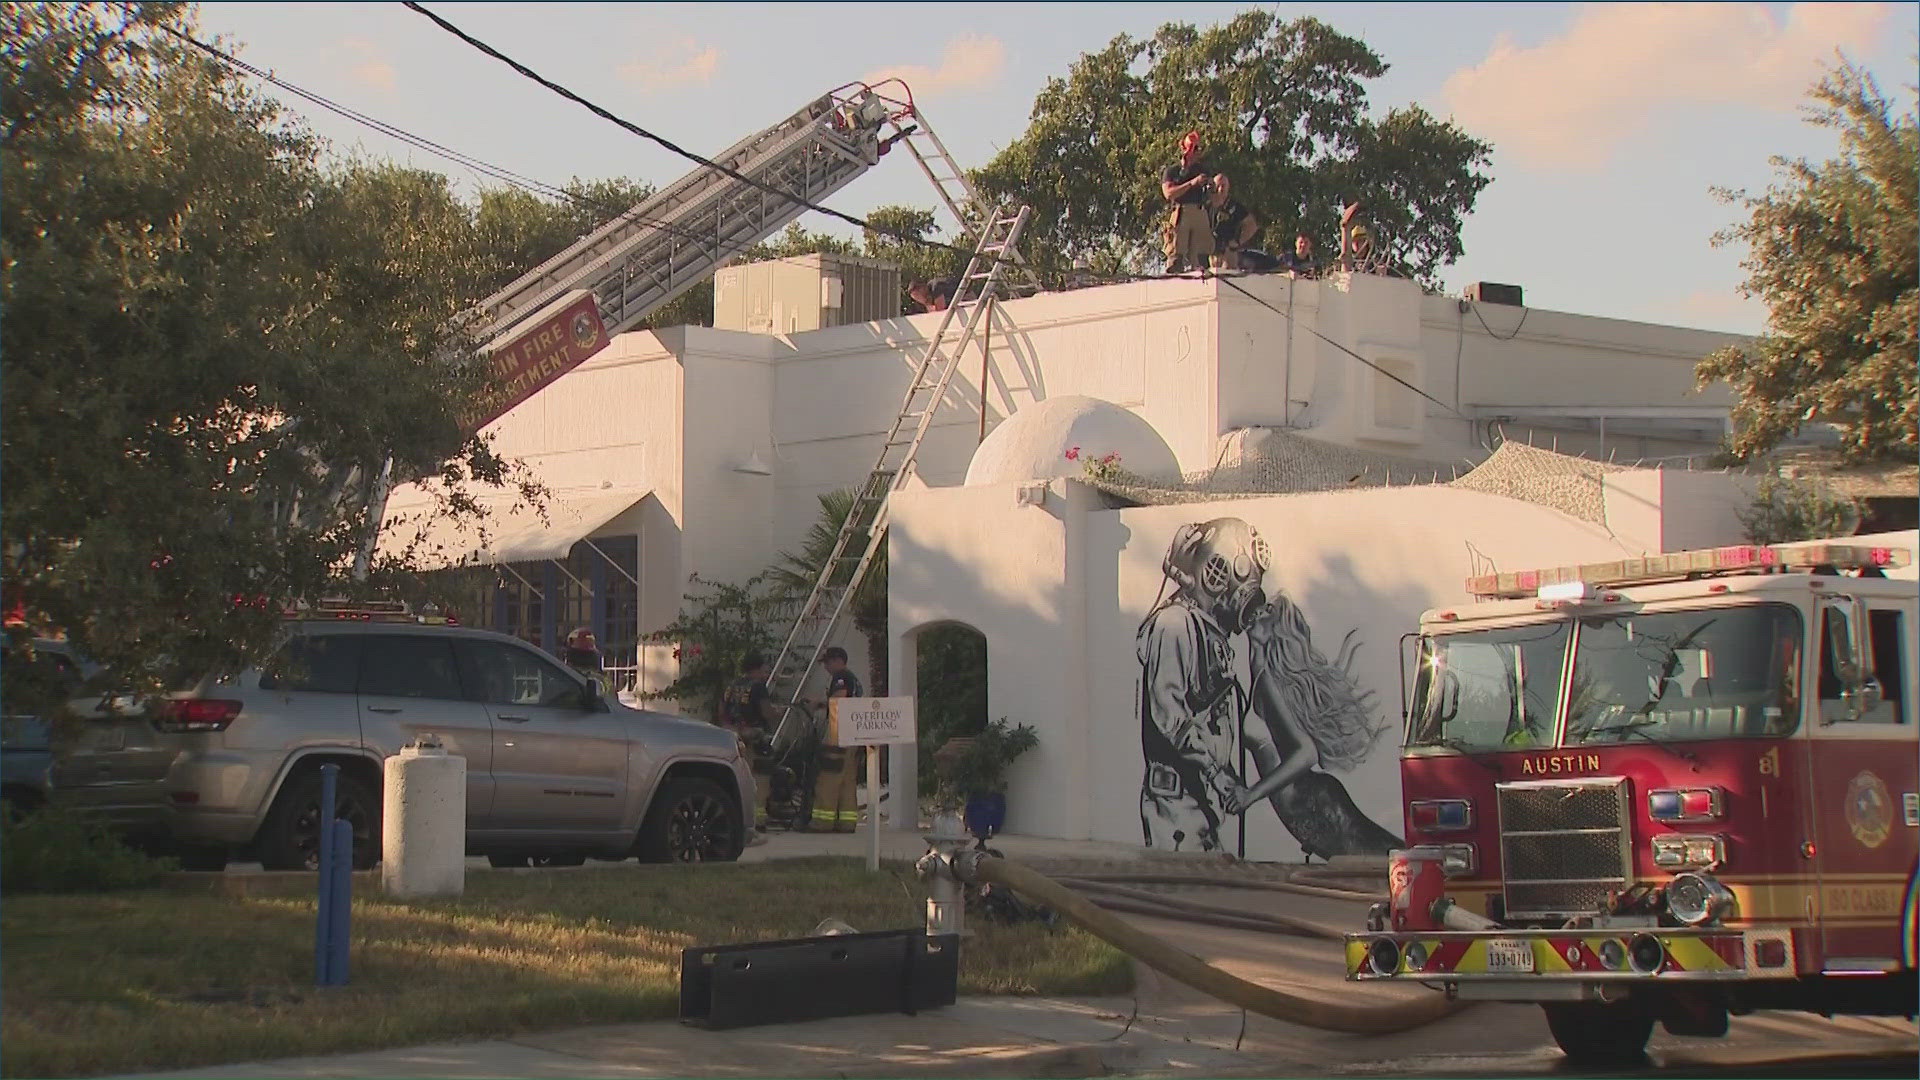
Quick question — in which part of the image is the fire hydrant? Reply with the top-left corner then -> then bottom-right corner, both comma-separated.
915,811 -> 973,936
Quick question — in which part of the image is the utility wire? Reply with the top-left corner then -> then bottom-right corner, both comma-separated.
1218,276 -> 1470,421
400,0 -> 1486,414
178,9 -> 1474,420
400,0 -> 1020,271
157,22 -> 775,264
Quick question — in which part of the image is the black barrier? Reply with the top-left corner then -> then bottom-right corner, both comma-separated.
679,930 -> 959,1030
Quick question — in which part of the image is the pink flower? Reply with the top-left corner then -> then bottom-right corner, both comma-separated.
671,648 -> 682,660
1064,446 -> 1080,461
1101,452 -> 1120,465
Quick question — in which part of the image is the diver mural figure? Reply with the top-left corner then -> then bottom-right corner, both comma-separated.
1136,517 -> 1402,859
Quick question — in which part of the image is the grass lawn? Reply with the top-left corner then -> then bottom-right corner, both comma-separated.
1,857 -> 1132,1078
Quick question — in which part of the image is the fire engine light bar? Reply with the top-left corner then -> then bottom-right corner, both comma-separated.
1649,787 -> 1724,823
1536,581 -> 1592,603
1409,799 -> 1473,832
1464,543 -> 1911,600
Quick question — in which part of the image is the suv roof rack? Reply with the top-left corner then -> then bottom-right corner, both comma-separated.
283,597 -> 459,625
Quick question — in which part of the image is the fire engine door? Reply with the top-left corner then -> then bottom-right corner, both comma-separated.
1805,594 -> 1917,972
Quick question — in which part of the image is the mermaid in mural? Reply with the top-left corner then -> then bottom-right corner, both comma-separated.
1137,517 -> 1402,858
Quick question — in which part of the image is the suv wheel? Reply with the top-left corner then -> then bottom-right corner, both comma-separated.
637,777 -> 740,863
257,766 -> 380,872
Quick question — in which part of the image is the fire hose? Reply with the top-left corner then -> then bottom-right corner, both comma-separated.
950,853 -> 1471,1035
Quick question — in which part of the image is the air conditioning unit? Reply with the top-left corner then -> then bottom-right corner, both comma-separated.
713,253 -> 902,334
1465,282 -> 1523,306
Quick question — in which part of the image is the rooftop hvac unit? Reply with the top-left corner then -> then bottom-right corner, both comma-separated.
713,253 -> 902,335
1465,282 -> 1523,307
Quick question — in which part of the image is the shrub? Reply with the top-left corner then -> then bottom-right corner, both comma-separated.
1,806 -> 174,893
1738,474 -> 1862,544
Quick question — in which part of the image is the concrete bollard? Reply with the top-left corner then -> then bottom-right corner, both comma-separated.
382,739 -> 466,898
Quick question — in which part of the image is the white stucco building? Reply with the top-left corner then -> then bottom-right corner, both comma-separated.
381,270 -> 1752,681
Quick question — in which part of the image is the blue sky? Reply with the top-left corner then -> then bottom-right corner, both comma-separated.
197,2 -> 1916,333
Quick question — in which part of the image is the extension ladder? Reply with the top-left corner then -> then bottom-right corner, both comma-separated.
765,205 -> 1034,746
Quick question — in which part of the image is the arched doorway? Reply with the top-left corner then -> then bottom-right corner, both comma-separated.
908,621 -> 987,800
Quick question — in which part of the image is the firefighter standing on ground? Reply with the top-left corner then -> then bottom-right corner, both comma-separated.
719,654 -> 777,842
807,647 -> 864,833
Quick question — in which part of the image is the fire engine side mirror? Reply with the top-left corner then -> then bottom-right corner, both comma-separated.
1821,597 -> 1881,723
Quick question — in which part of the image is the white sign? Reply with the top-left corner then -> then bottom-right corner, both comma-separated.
829,697 -> 917,746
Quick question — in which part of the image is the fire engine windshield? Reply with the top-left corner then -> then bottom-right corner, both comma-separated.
1564,604 -> 1803,745
1408,622 -> 1571,753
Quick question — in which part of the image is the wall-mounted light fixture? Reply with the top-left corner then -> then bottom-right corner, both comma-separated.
1016,481 -> 1048,507
732,449 -> 772,476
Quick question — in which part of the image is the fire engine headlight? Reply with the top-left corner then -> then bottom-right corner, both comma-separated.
1666,871 -> 1736,926
1402,941 -> 1429,972
1597,938 -> 1628,971
1628,933 -> 1666,974
1365,937 -> 1401,976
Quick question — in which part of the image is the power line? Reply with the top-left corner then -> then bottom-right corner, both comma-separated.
157,22 -> 754,260
1217,276 -> 1470,421
399,1 -> 1009,271
173,12 -> 1468,419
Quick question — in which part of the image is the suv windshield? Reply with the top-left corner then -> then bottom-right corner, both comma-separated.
1409,621 -> 1570,753
1565,604 -> 1802,745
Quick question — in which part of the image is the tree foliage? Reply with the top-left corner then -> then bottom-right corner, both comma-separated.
641,574 -> 783,722
1,2 -> 508,697
1737,475 -> 1862,544
1696,60 -> 1918,463
973,11 -> 1493,282
767,490 -> 888,695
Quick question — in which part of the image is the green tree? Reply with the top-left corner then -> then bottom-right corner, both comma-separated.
1696,60 -> 1918,463
1,2 -> 506,697
642,574 -> 783,722
972,11 -> 1493,282
767,490 -> 888,695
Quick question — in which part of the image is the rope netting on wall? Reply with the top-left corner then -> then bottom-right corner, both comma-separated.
1083,429 -> 1626,526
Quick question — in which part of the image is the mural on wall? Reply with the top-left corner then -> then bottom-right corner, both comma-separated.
1136,517 -> 1404,858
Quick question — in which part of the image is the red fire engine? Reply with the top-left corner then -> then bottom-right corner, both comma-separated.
1345,541 -> 1917,1067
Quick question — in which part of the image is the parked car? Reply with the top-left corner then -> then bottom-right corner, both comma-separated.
2,639 -> 174,842
155,618 -> 754,872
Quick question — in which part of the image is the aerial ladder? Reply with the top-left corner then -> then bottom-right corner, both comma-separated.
353,81 -> 1034,577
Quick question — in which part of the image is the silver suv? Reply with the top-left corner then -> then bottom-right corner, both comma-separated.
157,620 -> 753,871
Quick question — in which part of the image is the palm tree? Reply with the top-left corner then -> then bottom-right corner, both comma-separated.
768,490 -> 888,694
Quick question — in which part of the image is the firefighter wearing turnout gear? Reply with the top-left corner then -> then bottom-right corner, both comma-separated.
1138,518 -> 1272,851
808,647 -> 863,832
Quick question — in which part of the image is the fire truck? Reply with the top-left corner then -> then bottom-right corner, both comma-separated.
1345,541 -> 1918,1067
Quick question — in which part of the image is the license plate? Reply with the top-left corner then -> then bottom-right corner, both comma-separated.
1485,939 -> 1535,974
88,725 -> 126,750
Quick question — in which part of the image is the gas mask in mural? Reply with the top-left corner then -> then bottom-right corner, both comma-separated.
1162,519 -> 1272,634
1137,516 -> 1404,861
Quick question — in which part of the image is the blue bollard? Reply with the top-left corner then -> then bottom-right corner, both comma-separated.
327,817 -> 352,985
315,764 -> 339,986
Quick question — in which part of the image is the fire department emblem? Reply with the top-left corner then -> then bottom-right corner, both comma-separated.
570,310 -> 598,351
1845,771 -> 1892,849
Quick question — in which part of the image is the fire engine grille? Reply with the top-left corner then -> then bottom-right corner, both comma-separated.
1497,778 -> 1632,919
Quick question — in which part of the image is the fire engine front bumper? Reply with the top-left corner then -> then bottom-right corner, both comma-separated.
1344,927 -> 1798,992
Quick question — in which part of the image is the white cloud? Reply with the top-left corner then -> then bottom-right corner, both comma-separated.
618,38 -> 720,91
339,38 -> 396,93
1442,3 -> 1892,170
863,36 -> 1006,97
